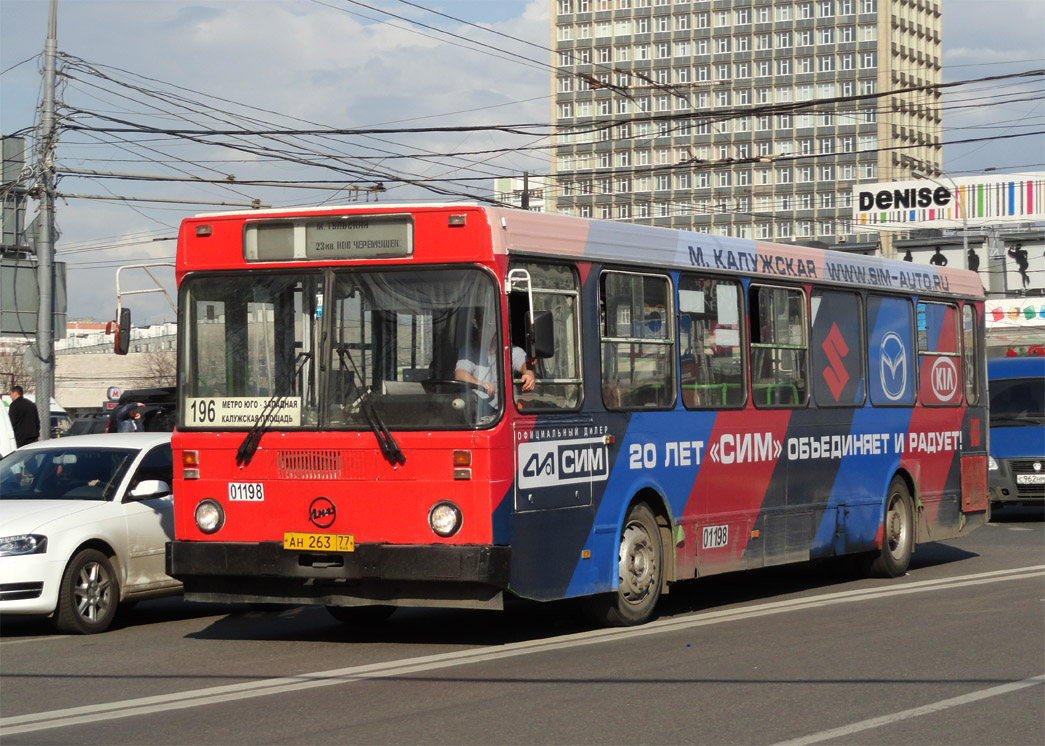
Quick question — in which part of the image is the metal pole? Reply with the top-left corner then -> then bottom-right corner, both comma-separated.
34,0 -> 58,440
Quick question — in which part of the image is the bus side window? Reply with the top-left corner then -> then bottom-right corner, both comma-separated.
917,301 -> 963,406
509,262 -> 583,411
810,290 -> 865,407
748,285 -> 808,408
678,275 -> 745,409
600,270 -> 675,410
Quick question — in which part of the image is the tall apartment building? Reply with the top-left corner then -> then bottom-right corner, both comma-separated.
550,0 -> 941,250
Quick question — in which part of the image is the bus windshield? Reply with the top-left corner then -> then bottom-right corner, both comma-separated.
180,267 -> 503,430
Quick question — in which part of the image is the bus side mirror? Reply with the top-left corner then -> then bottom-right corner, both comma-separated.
528,309 -> 555,359
110,308 -> 131,355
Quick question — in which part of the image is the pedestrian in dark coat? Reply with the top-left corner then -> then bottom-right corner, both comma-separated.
8,386 -> 40,448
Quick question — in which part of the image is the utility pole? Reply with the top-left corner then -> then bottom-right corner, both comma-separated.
33,0 -> 58,439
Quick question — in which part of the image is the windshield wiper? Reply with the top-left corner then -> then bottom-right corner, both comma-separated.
236,350 -> 313,467
334,344 -> 406,466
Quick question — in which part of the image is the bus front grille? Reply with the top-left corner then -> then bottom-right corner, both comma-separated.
277,450 -> 341,480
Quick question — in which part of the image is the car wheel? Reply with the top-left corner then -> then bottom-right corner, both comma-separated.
326,605 -> 396,624
584,503 -> 663,627
54,549 -> 119,634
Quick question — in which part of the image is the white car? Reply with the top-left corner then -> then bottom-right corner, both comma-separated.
0,432 -> 181,634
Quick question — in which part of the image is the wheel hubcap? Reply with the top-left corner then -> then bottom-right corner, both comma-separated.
885,496 -> 908,559
618,521 -> 657,605
74,561 -> 112,623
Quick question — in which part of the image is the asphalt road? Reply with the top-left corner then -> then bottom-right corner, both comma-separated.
2,506 -> 1042,746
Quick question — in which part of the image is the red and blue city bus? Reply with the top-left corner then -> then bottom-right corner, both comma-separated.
168,204 -> 988,626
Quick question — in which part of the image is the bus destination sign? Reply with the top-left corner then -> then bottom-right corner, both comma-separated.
305,216 -> 412,259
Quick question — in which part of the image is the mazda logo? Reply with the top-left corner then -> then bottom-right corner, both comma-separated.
309,497 -> 336,528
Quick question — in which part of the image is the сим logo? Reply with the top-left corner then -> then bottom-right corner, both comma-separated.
522,451 -> 556,479
879,332 -> 908,401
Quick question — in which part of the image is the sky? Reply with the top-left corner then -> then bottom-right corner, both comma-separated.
1,0 -> 1043,325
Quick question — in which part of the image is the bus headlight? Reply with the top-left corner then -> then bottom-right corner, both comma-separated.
195,499 -> 225,534
428,501 -> 462,538
988,456 -> 999,471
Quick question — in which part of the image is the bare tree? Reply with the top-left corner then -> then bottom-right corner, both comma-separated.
0,351 -> 33,393
140,350 -> 176,387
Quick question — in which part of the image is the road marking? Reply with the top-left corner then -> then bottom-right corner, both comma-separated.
2,565 -> 1042,737
771,674 -> 1045,746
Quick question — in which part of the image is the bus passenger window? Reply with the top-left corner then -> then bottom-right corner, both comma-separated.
509,262 -> 583,412
600,271 -> 675,410
748,285 -> 808,408
917,301 -> 962,406
811,291 -> 865,407
678,276 -> 744,408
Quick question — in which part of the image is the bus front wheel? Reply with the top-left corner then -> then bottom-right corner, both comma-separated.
861,477 -> 914,578
585,503 -> 663,627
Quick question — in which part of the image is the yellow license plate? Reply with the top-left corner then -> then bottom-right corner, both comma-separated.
283,532 -> 354,552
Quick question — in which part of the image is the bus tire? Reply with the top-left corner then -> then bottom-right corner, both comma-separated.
861,477 -> 914,578
585,503 -> 663,627
54,549 -> 119,634
326,605 -> 396,624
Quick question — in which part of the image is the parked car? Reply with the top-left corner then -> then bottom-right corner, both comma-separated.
66,411 -> 113,437
110,386 -> 177,433
988,356 -> 1045,510
0,432 -> 180,633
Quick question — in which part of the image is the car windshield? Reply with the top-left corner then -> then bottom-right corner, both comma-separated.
0,447 -> 137,501
989,377 -> 1045,427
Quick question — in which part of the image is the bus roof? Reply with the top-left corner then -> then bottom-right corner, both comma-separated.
185,203 -> 985,299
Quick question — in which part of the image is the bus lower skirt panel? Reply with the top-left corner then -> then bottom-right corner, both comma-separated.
168,541 -> 509,610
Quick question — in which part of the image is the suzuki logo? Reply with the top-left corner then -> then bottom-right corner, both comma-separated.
309,497 -> 336,528
821,323 -> 850,401
879,332 -> 908,401
930,357 -> 959,402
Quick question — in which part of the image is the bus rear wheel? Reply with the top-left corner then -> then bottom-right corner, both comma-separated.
860,477 -> 914,578
585,503 -> 663,627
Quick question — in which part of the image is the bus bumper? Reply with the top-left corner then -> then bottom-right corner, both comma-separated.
167,540 -> 511,610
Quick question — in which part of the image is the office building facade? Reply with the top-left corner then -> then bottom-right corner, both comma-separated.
550,0 -> 941,248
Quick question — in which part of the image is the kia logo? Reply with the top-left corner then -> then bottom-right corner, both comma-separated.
930,357 -> 959,402
309,497 -> 336,528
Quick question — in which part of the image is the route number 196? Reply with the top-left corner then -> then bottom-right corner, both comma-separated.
188,399 -> 216,424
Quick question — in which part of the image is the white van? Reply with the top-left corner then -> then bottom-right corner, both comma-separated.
0,395 -> 72,458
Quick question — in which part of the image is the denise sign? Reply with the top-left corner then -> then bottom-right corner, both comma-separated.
854,173 -> 1045,229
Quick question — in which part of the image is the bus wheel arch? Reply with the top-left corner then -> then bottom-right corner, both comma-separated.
585,490 -> 672,627
860,472 -> 916,578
